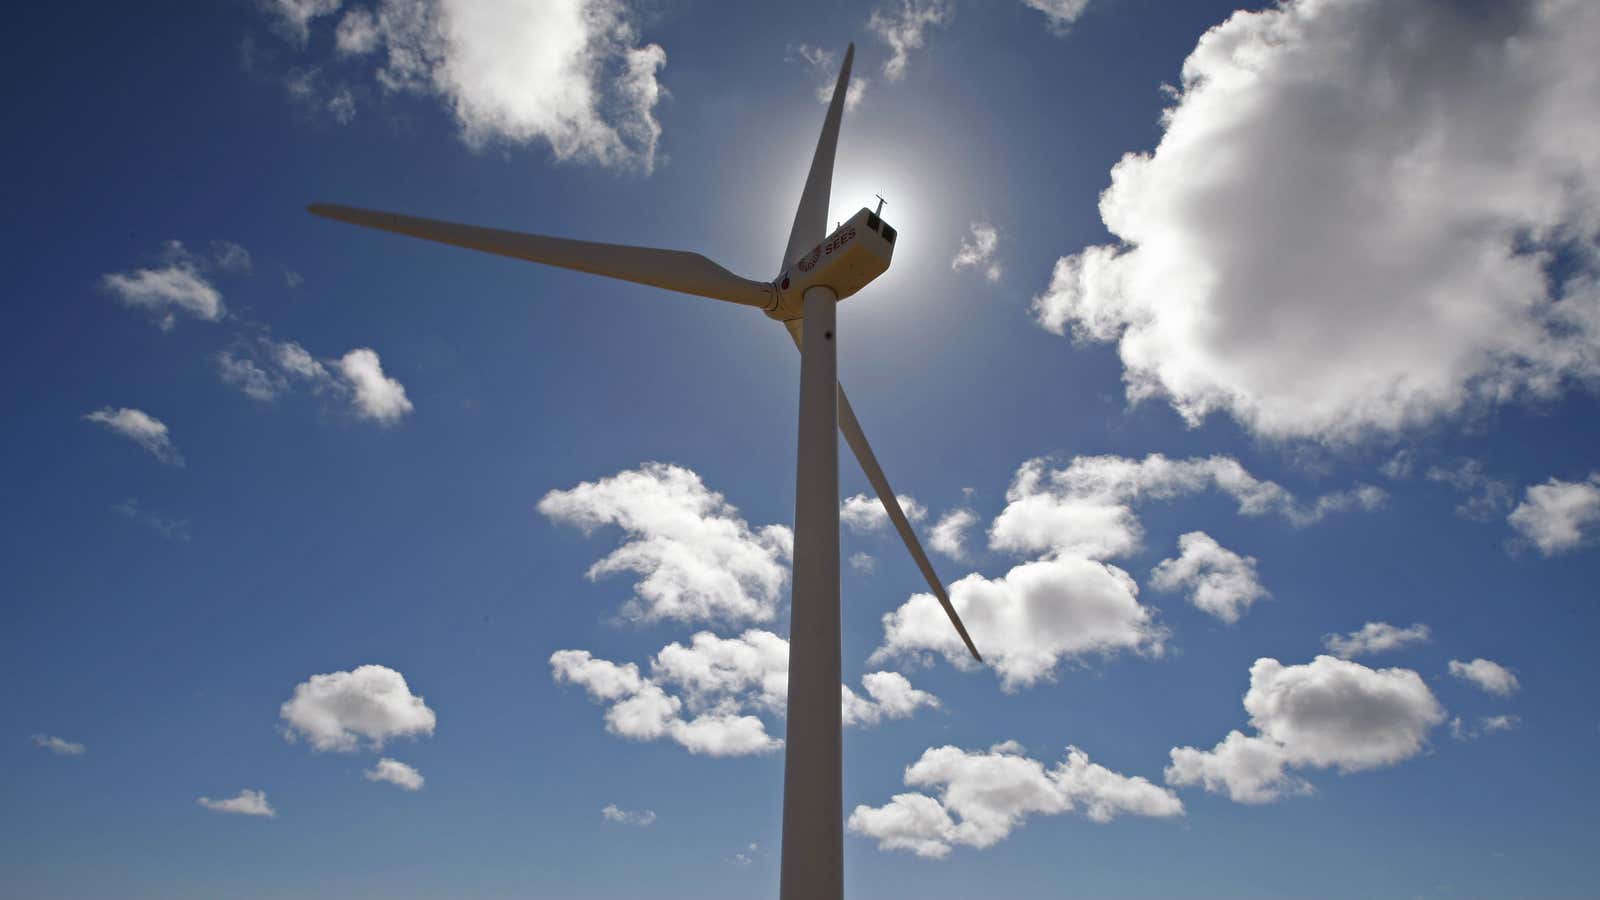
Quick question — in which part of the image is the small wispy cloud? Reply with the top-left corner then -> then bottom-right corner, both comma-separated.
1322,622 -> 1431,659
31,734 -> 86,756
101,240 -> 252,330
114,499 -> 190,542
197,789 -> 276,817
601,803 -> 656,826
83,407 -> 184,466
1021,0 -> 1092,35
1448,658 -> 1520,697
365,758 -> 425,791
868,0 -> 952,81
952,223 -> 1001,282
217,336 -> 413,426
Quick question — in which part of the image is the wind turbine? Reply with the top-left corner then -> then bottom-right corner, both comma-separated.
309,43 -> 977,899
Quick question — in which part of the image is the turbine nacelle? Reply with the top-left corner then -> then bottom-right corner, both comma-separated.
766,207 -> 897,321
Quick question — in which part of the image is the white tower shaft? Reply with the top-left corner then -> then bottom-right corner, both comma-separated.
780,287 -> 843,900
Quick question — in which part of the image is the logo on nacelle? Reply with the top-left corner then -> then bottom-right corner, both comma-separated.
797,244 -> 822,273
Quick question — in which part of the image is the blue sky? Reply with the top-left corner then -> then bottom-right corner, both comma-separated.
5,0 -> 1600,897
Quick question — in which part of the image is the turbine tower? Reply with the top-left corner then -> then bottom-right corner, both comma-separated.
309,43 -> 977,899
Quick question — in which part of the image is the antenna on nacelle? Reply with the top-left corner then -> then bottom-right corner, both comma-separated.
874,194 -> 887,216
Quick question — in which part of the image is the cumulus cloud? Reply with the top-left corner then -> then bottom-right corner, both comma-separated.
1448,658 -> 1521,697
601,803 -> 656,826
989,454 -> 1383,561
1508,473 -> 1600,555
539,464 -> 792,624
952,223 -> 1001,282
1021,0 -> 1091,34
336,348 -> 413,425
850,742 -> 1181,857
868,0 -> 951,81
1150,531 -> 1268,623
842,671 -> 940,727
101,241 -> 226,329
841,492 -> 926,534
259,0 -> 668,172
31,734 -> 86,756
874,555 -> 1164,690
364,757 -> 424,790
849,551 -> 877,574
789,44 -> 868,111
280,664 -> 437,752
1165,656 -> 1446,803
83,407 -> 184,466
552,632 -> 938,756
929,508 -> 977,561
1032,0 -> 1600,443
1322,622 -> 1432,658
551,647 -> 778,757
197,789 -> 276,817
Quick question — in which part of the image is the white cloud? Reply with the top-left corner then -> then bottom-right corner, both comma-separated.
1322,622 -> 1432,658
280,664 -> 437,752
1166,656 -> 1446,803
83,407 -> 184,466
539,463 -> 792,624
1425,459 -> 1514,521
552,648 -> 778,757
552,632 -> 938,755
336,7 -> 381,54
850,742 -> 1181,857
842,671 -> 940,727
652,630 -> 790,715
1032,0 -> 1600,443
1021,0 -> 1091,34
364,757 -> 424,790
1150,531 -> 1267,623
1448,658 -> 1521,697
262,0 -> 343,44
102,241 -> 225,329
873,555 -> 1164,690
929,508 -> 977,561
209,240 -> 253,273
31,734 -> 86,756
336,348 -> 413,425
952,223 -> 1001,282
114,498 -> 191,542
601,803 -> 656,826
868,0 -> 951,81
264,0 -> 668,172
220,337 -> 406,427
1508,474 -> 1600,555
989,454 -> 1382,561
217,351 -> 289,402
849,551 -> 877,574
197,789 -> 277,818
1451,714 -> 1521,741
841,492 -> 926,534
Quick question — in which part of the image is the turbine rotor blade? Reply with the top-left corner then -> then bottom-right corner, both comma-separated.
779,43 -> 853,273
308,203 -> 775,309
785,321 -> 983,662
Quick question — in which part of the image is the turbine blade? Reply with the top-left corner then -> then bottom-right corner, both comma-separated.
779,43 -> 853,273
785,321 -> 983,662
308,204 -> 775,309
